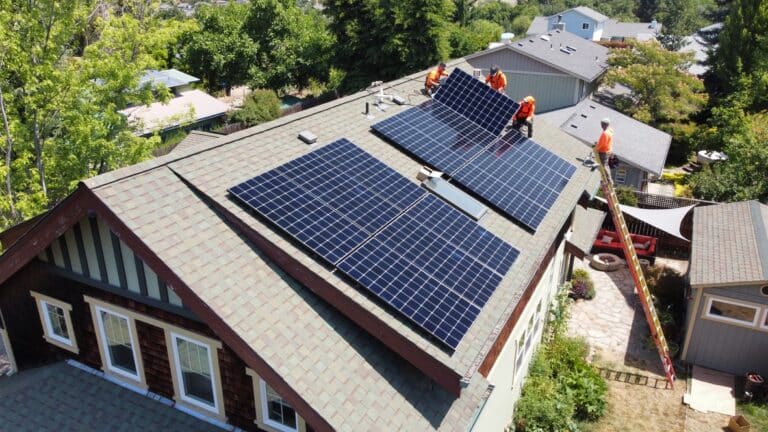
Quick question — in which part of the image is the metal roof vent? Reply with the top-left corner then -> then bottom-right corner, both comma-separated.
418,168 -> 487,220
580,113 -> 588,118
570,124 -> 579,129
517,42 -> 524,47
298,130 -> 317,144
540,35 -> 550,41
566,45 -> 577,52
560,47 -> 572,54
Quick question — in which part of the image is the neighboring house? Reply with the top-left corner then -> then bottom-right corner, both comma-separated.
682,201 -> 768,376
528,6 -> 661,42
465,30 -> 609,112
679,23 -> 722,76
538,99 -> 671,191
120,69 -> 229,137
0,60 -> 600,431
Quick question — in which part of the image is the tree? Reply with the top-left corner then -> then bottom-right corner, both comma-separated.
448,19 -> 503,58
657,0 -> 709,50
603,41 -> 707,126
324,0 -> 456,83
245,0 -> 335,92
230,89 -> 282,126
177,2 -> 257,94
637,0 -> 662,22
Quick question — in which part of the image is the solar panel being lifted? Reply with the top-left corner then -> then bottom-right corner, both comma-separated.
228,139 -> 425,264
452,129 -> 577,231
230,139 -> 519,350
371,100 -> 497,174
433,69 -> 520,136
338,195 -> 518,349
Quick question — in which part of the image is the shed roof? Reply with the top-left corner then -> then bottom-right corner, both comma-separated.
567,206 -> 607,257
538,99 -> 671,176
3,59 -> 600,431
119,90 -> 229,135
139,69 -> 199,89
690,201 -> 768,287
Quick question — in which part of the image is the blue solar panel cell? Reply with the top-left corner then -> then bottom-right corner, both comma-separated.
453,129 -> 577,230
371,100 -> 497,174
338,195 -> 518,349
434,69 -> 520,136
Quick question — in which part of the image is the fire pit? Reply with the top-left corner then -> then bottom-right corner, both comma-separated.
590,253 -> 625,271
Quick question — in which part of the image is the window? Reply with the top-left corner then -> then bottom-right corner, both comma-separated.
762,309 -> 768,330
582,22 -> 590,30
616,168 -> 627,184
704,297 -> 759,326
260,380 -> 298,432
95,306 -> 141,381
31,292 -> 78,354
171,333 -> 219,413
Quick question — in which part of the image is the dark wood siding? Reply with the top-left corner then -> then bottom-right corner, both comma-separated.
0,260 -> 261,431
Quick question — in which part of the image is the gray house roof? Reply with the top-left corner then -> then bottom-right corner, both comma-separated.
171,130 -> 222,153
480,30 -> 609,82
690,201 -> 768,287
571,6 -> 609,23
538,99 -> 671,176
139,69 -> 199,89
567,206 -> 607,257
603,19 -> 662,41
29,59 -> 600,431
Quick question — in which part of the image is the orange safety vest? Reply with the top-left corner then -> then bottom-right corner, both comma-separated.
425,68 -> 446,88
515,101 -> 535,120
485,71 -> 507,91
596,128 -> 614,153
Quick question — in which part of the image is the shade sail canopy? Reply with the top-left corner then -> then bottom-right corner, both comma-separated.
597,197 -> 694,241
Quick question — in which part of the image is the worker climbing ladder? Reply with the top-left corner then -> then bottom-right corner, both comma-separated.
591,148 -> 676,389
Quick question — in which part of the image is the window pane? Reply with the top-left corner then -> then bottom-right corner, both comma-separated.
176,338 -> 214,405
45,303 -> 69,340
265,383 -> 297,429
709,300 -> 757,323
100,311 -> 137,374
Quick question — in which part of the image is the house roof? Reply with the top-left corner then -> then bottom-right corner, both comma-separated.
603,19 -> 662,41
689,201 -> 768,287
503,30 -> 609,82
2,59 -> 600,431
119,90 -> 229,135
570,6 -> 609,23
171,130 -> 222,153
0,361 -> 220,431
527,16 -> 549,35
139,69 -> 199,89
567,206 -> 607,257
537,99 -> 671,176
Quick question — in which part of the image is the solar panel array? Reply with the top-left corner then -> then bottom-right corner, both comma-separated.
453,129 -> 577,230
230,139 -> 519,350
433,69 -> 520,136
372,69 -> 577,231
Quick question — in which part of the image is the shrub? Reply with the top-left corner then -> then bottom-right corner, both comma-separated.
514,375 -> 576,432
615,185 -> 638,206
230,89 -> 281,126
570,269 -> 595,300
561,363 -> 608,421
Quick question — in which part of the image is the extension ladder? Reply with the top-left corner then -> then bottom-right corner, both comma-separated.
592,149 -> 676,389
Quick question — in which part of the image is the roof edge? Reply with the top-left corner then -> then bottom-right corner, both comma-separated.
749,201 -> 768,280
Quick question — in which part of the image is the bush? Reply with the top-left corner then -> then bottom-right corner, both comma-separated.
615,185 -> 638,206
230,89 -> 281,126
570,269 -> 596,300
514,375 -> 576,432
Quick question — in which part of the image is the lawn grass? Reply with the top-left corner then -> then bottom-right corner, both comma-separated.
738,401 -> 768,431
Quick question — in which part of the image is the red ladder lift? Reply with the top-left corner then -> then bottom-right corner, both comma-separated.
592,148 -> 676,388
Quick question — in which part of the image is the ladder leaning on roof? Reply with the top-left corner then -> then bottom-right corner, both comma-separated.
592,148 -> 676,389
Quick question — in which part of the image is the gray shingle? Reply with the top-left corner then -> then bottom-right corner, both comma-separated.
506,30 -> 609,81
171,130 -> 222,154
568,206 -> 607,256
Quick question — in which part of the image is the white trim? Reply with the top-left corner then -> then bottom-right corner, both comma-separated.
170,332 -> 220,414
30,291 -> 79,354
95,305 -> 142,382
703,295 -> 760,327
259,379 -> 299,432
41,300 -> 74,346
761,308 -> 768,331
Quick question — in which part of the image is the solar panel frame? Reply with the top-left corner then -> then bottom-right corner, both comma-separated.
371,100 -> 498,175
452,129 -> 577,231
434,69 -> 520,136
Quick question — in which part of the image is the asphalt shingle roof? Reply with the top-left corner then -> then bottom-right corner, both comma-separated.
507,30 -> 609,81
171,130 -> 222,154
538,99 -> 671,176
603,20 -> 662,40
568,206 -> 606,256
689,201 -> 768,287
83,59 -> 600,430
0,362 -> 219,431
571,6 -> 609,23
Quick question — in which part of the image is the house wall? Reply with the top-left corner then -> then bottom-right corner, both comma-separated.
612,163 -> 645,191
472,236 -> 570,431
0,261 -> 261,431
682,284 -> 768,375
547,11 -> 599,40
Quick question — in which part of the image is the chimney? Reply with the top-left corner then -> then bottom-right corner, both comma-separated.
554,15 -> 565,31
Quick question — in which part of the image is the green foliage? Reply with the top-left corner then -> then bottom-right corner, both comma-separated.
739,402 -> 768,432
448,19 -> 503,58
514,375 -> 577,432
230,89 -> 281,126
657,0 -> 712,37
177,2 -> 257,93
570,269 -> 596,300
615,186 -> 638,206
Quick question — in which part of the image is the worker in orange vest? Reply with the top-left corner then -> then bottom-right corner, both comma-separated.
594,117 -> 614,181
485,65 -> 507,93
425,62 -> 448,96
512,96 -> 536,138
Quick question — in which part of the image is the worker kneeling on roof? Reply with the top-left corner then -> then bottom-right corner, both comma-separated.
425,62 -> 448,96
485,65 -> 507,93
512,96 -> 535,138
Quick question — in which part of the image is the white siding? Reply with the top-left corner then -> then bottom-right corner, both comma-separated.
64,229 -> 83,275
50,238 -> 65,268
119,238 -> 141,294
97,217 -> 121,287
79,218 -> 102,281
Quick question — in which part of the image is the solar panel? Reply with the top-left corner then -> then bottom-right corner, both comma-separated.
434,69 -> 520,136
452,129 -> 577,231
338,195 -> 518,349
371,100 -> 497,174
229,139 -> 425,264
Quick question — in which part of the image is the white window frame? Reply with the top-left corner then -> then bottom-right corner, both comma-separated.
259,379 -> 299,432
582,22 -> 590,30
94,305 -> 143,383
615,168 -> 627,184
30,291 -> 78,354
703,296 -> 760,327
170,332 -> 220,414
761,308 -> 768,331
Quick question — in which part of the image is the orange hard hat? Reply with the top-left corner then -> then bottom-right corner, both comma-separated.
524,96 -> 535,103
